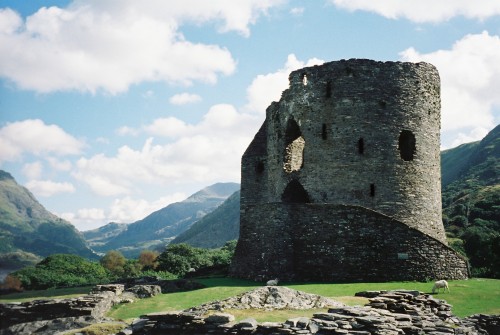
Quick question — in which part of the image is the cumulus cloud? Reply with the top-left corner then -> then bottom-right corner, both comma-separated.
331,0 -> 500,22
22,161 -> 43,179
244,54 -> 324,114
0,119 -> 84,163
108,193 -> 187,223
25,179 -> 75,197
74,104 -> 259,196
60,208 -> 106,231
0,0 -> 284,94
400,31 -> 500,146
169,93 -> 202,105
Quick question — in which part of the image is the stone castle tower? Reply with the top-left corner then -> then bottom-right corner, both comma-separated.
230,59 -> 468,282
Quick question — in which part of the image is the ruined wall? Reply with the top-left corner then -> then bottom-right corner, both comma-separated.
233,59 -> 467,282
231,204 -> 468,282
240,59 -> 444,242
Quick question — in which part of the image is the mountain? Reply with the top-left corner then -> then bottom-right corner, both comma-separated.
0,170 -> 96,272
171,190 -> 240,248
82,222 -> 128,250
91,182 -> 240,257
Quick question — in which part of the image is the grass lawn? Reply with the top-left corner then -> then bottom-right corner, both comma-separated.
2,278 -> 498,323
108,277 -> 500,322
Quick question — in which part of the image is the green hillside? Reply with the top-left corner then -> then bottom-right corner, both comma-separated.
441,125 -> 500,277
0,171 -> 96,271
172,190 -> 240,248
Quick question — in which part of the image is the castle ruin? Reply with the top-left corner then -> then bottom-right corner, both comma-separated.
230,59 -> 469,282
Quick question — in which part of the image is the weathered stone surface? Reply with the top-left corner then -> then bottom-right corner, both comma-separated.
126,285 -> 161,298
0,284 -> 159,334
186,286 -> 344,314
230,59 -> 468,283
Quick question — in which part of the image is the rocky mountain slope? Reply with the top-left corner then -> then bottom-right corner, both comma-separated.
0,170 -> 96,271
89,182 -> 239,257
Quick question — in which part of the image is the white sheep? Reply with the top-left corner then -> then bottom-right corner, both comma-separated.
266,278 -> 279,286
432,280 -> 450,294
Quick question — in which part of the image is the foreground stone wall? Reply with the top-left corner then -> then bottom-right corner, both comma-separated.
231,204 -> 469,282
129,290 -> 499,335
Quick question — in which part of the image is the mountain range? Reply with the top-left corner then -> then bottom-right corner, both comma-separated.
83,182 -> 239,257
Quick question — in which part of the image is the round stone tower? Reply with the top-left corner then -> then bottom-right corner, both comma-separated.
232,59 -> 468,282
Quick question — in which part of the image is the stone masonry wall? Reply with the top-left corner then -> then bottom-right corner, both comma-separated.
230,204 -> 469,282
241,59 -> 444,242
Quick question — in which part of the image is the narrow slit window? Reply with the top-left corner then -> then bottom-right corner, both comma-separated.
326,81 -> 332,98
370,184 -> 375,197
358,138 -> 364,154
322,124 -> 327,140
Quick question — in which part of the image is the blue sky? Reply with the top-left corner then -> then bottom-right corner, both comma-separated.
1,0 -> 499,231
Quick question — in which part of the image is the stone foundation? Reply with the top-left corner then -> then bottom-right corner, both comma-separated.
231,204 -> 469,282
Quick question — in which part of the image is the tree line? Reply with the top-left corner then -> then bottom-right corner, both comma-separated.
1,241 -> 236,292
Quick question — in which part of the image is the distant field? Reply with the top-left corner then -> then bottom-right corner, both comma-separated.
2,278 -> 499,322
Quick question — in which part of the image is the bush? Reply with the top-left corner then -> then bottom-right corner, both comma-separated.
156,241 -> 237,277
11,254 -> 110,290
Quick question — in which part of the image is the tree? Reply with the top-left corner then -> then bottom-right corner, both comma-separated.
100,250 -> 126,276
138,250 -> 159,270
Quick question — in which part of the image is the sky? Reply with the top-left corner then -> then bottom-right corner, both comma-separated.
0,0 -> 499,231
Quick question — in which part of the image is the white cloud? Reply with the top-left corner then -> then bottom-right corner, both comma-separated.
290,7 -> 304,16
331,0 -> 500,22
0,119 -> 84,163
47,157 -> 72,171
400,31 -> 500,145
22,161 -> 43,179
74,104 -> 260,196
169,93 -> 202,105
108,193 -> 187,223
60,208 -> 106,231
244,54 -> 324,114
0,0 -> 284,94
448,127 -> 491,149
25,179 -> 75,197
116,126 -> 139,137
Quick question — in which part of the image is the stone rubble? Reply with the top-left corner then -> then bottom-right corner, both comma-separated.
126,289 -> 500,335
0,284 -> 159,335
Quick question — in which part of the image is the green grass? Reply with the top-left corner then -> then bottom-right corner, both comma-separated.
2,278 -> 499,323
0,286 -> 93,303
108,278 -> 500,322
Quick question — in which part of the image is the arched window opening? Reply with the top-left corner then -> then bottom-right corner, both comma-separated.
283,118 -> 305,173
302,73 -> 308,86
322,124 -> 327,140
358,138 -> 364,154
255,160 -> 264,174
282,179 -> 310,203
370,184 -> 375,197
398,130 -> 416,161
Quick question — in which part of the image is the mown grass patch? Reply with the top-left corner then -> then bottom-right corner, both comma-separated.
0,286 -> 93,303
